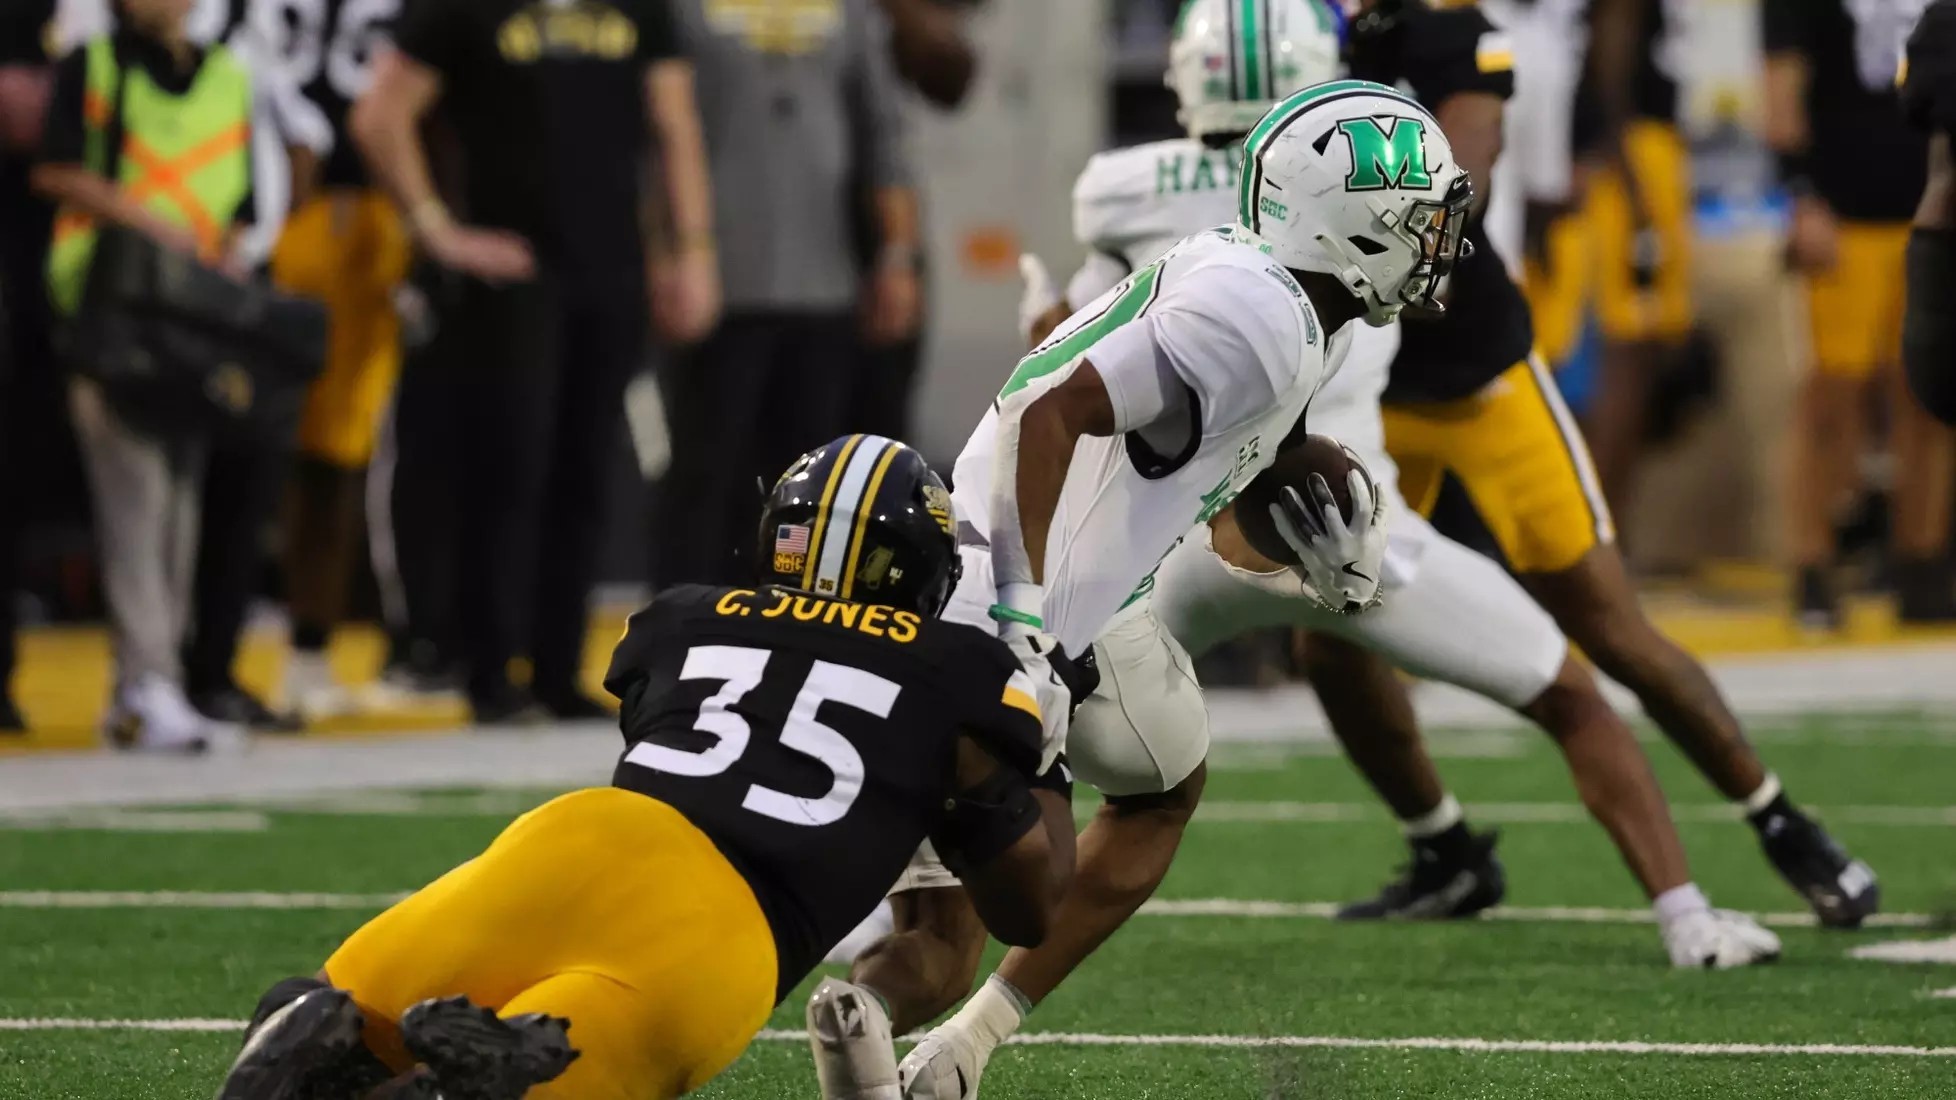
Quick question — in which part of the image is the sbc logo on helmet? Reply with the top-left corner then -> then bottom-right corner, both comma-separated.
1335,116 -> 1434,192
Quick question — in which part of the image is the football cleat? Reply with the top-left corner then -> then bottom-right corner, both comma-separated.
1755,808 -> 1881,929
1662,908 -> 1782,969
808,979 -> 902,1100
1337,827 -> 1506,920
399,995 -> 578,1100
899,1023 -> 993,1100
213,985 -> 369,1100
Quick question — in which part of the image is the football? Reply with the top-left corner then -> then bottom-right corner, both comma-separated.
1230,434 -> 1361,567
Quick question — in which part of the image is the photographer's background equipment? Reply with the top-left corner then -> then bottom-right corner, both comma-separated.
54,41 -> 324,445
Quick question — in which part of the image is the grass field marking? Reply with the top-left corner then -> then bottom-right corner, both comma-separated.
1849,935 -> 1956,964
6,1020 -> 1952,1058
0,890 -> 408,909
0,810 -> 271,833
0,891 -> 1936,930
1932,987 -> 1956,999
0,1018 -> 244,1032
751,1029 -> 1956,1058
1195,801 -> 1956,827
1135,898 -> 1940,929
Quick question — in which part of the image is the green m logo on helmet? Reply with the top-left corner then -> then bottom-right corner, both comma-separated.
1336,116 -> 1434,192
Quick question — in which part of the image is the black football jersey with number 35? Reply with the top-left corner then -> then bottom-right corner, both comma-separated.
604,585 -> 1043,1001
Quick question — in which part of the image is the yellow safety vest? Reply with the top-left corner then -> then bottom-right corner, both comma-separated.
46,36 -> 252,315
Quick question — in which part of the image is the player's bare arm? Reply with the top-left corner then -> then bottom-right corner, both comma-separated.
1009,361 -> 1117,587
643,59 -> 720,343
1919,131 -> 1956,228
1585,0 -> 1653,221
1761,34 -> 1837,270
351,51 -> 535,283
1434,91 -> 1503,218
943,736 -> 1077,948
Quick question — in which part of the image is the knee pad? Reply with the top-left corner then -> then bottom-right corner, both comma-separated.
1905,229 -> 1956,426
1066,608 -> 1209,798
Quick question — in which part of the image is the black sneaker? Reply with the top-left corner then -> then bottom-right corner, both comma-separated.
534,689 -> 614,722
399,995 -> 579,1100
1754,807 -> 1880,928
191,684 -> 304,734
1795,566 -> 1841,634
1338,826 -> 1506,920
1895,557 -> 1956,624
215,986 -> 370,1100
470,684 -> 550,728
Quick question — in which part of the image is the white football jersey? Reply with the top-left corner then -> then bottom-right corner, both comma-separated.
1068,138 -> 1243,305
954,228 -> 1341,655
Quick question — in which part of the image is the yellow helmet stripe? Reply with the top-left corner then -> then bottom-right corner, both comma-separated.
800,434 -> 865,590
839,441 -> 903,599
810,435 -> 896,596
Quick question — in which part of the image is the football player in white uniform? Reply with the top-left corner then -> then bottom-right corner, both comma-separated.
805,75 -> 1474,1100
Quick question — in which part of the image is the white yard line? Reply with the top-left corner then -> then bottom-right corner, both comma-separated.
0,890 -> 1935,929
1930,988 -> 1956,999
2,1018 -> 1949,1058
0,1019 -> 244,1032
1137,899 -> 1941,929
0,891 -> 407,910
0,810 -> 271,833
1195,801 -> 1956,827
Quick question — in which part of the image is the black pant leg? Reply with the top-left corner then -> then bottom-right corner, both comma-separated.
848,333 -> 922,443
182,429 -> 291,695
529,291 -> 643,700
654,315 -> 773,586
384,286 -> 465,663
452,278 -> 560,702
764,311 -> 858,467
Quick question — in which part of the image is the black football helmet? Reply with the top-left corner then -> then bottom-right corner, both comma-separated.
757,435 -> 962,618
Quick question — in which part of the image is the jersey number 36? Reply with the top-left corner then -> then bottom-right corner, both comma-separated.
624,645 -> 900,827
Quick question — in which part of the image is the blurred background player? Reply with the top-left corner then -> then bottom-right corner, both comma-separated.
352,0 -> 718,722
1904,0 -> 1956,427
1577,0 -> 1698,519
257,0 -> 410,722
216,436 -> 1075,1100
1765,0 -> 1954,628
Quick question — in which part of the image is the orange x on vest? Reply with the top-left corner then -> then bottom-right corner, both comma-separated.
57,89 -> 247,255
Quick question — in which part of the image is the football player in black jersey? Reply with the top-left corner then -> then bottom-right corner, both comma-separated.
1765,0 -> 1955,626
214,435 -> 1075,1100
1904,0 -> 1956,427
1294,0 -> 1879,932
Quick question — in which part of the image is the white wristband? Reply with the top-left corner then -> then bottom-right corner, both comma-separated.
993,582 -> 1045,622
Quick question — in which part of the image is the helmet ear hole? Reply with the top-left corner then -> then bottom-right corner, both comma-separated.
1346,235 -> 1390,257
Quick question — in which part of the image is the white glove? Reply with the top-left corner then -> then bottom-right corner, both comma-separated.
1017,254 -> 1062,344
1662,908 -> 1782,969
1269,463 -> 1387,614
991,600 -> 1073,774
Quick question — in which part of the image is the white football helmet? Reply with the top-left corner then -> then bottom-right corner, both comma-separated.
1236,79 -> 1474,325
1168,0 -> 1344,142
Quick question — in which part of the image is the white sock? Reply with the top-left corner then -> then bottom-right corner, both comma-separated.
1740,773 -> 1783,816
1401,794 -> 1463,840
1652,883 -> 1710,930
943,974 -> 1030,1052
